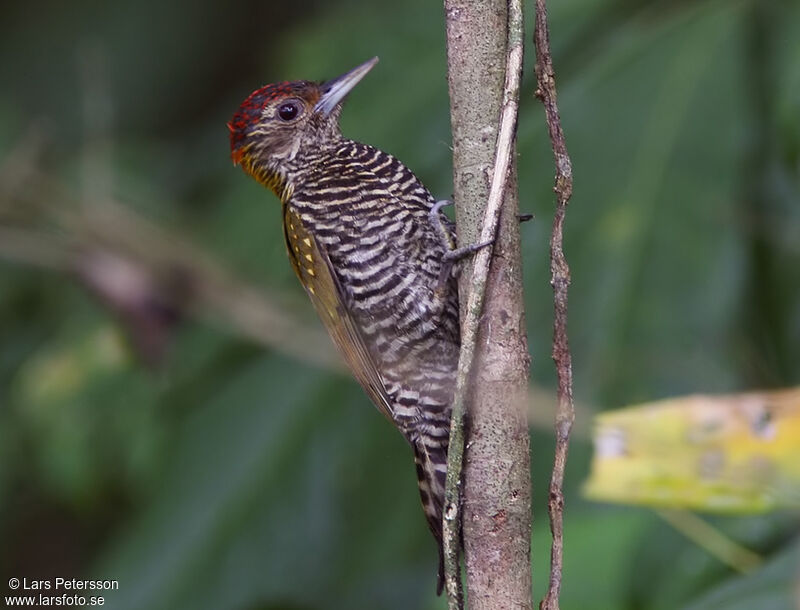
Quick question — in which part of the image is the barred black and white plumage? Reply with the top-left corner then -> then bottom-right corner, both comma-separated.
229,58 -> 458,592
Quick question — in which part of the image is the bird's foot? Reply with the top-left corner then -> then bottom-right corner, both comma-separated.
430,200 -> 495,262
443,238 -> 494,262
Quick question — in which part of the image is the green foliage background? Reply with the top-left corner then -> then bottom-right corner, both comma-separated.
1,0 -> 798,608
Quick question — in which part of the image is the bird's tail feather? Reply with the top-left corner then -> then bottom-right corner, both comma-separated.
413,440 -> 449,595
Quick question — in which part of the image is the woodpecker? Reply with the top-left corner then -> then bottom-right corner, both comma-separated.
229,57 -> 468,593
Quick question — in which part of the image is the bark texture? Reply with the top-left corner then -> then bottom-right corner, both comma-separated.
444,1 -> 532,608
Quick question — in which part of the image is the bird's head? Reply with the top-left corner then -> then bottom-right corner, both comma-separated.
228,57 -> 378,193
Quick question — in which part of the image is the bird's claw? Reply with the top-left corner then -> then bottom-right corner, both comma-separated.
443,238 -> 494,262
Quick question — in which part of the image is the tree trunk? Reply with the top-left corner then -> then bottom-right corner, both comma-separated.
444,1 -> 533,608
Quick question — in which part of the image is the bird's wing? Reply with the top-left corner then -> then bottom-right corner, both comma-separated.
283,203 -> 394,421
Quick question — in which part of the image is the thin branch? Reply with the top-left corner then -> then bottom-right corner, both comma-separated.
656,510 -> 763,574
533,1 -> 576,610
0,171 -> 342,372
443,0 -> 525,606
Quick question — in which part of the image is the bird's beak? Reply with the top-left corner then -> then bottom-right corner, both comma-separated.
315,57 -> 379,116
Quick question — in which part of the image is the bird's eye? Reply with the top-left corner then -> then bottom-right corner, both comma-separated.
277,101 -> 301,122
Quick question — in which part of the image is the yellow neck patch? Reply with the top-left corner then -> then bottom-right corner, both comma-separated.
239,154 -> 294,202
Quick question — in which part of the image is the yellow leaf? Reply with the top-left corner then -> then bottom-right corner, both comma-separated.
583,388 -> 800,512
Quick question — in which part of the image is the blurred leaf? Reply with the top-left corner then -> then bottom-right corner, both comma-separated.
625,511 -> 798,610
584,388 -> 800,512
680,540 -> 799,610
10,317 -> 162,507
92,355 -> 436,610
